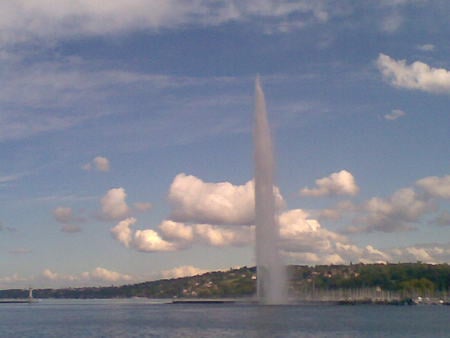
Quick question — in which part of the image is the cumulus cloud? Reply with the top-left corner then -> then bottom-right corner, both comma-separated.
291,242 -> 392,266
87,267 -> 133,283
377,53 -> 450,94
53,206 -> 74,223
168,173 -> 284,225
105,172 -> 450,265
111,218 -> 177,252
416,175 -> 450,199
161,265 -> 209,279
159,220 -> 194,242
83,156 -> 110,172
111,217 -> 253,252
194,224 -> 253,247
101,188 -> 130,220
384,109 -> 406,121
279,210 -> 392,265
0,274 -> 27,287
110,217 -> 136,247
279,209 -> 348,255
387,245 -> 450,264
349,188 -> 434,233
42,267 -> 133,286
53,206 -> 82,233
300,170 -> 359,197
133,229 -> 177,252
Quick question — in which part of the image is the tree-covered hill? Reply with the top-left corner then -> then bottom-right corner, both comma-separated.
1,263 -> 449,299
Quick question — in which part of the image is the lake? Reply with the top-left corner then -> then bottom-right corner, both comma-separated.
0,299 -> 448,337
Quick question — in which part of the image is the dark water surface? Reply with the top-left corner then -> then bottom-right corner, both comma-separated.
0,299 -> 448,337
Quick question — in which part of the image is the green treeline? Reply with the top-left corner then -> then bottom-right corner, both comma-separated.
1,263 -> 449,299
289,263 -> 450,294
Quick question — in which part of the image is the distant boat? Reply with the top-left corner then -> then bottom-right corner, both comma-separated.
0,288 -> 37,304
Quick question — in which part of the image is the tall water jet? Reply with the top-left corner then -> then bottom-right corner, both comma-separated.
254,76 -> 287,305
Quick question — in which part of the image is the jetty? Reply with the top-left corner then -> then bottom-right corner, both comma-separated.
0,288 -> 36,304
172,298 -> 235,304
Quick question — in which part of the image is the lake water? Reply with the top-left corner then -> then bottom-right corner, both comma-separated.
0,299 -> 448,337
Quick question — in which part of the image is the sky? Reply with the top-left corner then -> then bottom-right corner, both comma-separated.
1,0 -> 450,289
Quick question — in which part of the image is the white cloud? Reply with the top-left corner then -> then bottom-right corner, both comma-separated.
194,224 -> 253,247
161,265 -> 209,279
159,220 -> 194,242
388,245 -> 449,264
278,209 -> 391,265
53,206 -> 74,223
133,229 -> 177,252
168,173 -> 284,225
111,217 -> 253,252
279,209 -> 348,255
42,267 -> 133,286
110,217 -> 136,248
101,188 -> 130,220
42,269 -> 74,281
53,206 -> 83,232
350,188 -> 434,233
111,217 -> 177,252
384,109 -> 406,121
377,53 -> 450,94
300,170 -> 359,197
104,172 -> 449,265
0,273 -> 27,288
83,156 -> 110,172
416,175 -> 450,199
88,267 -> 133,283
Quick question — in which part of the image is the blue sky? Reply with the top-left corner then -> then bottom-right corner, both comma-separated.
1,0 -> 450,288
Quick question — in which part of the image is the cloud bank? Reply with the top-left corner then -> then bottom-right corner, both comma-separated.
106,171 -> 450,266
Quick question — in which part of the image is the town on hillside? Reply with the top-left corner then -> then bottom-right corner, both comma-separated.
1,263 -> 449,304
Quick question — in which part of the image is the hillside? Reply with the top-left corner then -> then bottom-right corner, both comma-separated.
1,263 -> 449,300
